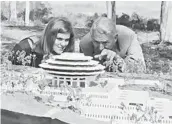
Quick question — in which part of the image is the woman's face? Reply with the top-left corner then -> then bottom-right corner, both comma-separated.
53,33 -> 70,54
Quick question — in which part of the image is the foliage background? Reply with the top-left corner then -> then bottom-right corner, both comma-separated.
1,1 -> 160,31
1,1 -> 172,75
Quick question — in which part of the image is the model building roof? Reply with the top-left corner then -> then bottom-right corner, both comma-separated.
39,52 -> 105,76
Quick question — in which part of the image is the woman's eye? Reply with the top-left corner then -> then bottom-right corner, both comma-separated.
57,38 -> 63,41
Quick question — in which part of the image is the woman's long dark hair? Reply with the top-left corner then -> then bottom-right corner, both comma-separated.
40,17 -> 74,55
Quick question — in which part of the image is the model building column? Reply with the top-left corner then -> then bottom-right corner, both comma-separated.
52,76 -> 59,87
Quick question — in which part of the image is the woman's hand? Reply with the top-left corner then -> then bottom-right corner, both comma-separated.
42,54 -> 53,63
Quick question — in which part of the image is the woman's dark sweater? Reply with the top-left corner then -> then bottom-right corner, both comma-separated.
10,36 -> 43,68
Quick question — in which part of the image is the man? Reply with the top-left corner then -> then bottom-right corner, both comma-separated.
80,17 -> 146,72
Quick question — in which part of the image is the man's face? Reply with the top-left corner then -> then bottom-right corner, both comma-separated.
53,33 -> 70,54
92,34 -> 118,52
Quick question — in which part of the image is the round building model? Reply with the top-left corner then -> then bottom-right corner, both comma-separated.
39,52 -> 105,88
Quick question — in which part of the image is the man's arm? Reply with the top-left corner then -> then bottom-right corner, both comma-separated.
123,33 -> 146,72
116,25 -> 146,72
125,33 -> 145,65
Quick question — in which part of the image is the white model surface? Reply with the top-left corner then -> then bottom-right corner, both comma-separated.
1,69 -> 172,124
45,70 -> 105,76
147,97 -> 172,120
52,52 -> 92,61
46,59 -> 99,66
33,78 -> 172,124
39,63 -> 104,71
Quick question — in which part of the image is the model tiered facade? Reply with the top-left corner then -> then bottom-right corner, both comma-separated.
39,52 -> 105,88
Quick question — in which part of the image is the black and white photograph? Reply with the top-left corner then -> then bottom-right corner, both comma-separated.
1,1 -> 172,124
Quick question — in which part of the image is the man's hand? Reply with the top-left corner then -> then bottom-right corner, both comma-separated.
94,49 -> 126,72
94,49 -> 117,62
94,49 -> 117,71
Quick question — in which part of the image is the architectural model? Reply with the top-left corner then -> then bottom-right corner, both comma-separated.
39,52 -> 172,124
1,52 -> 172,124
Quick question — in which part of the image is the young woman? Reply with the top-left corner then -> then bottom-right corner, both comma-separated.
10,17 -> 75,67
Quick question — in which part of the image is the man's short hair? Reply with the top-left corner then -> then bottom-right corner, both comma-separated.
90,17 -> 116,41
